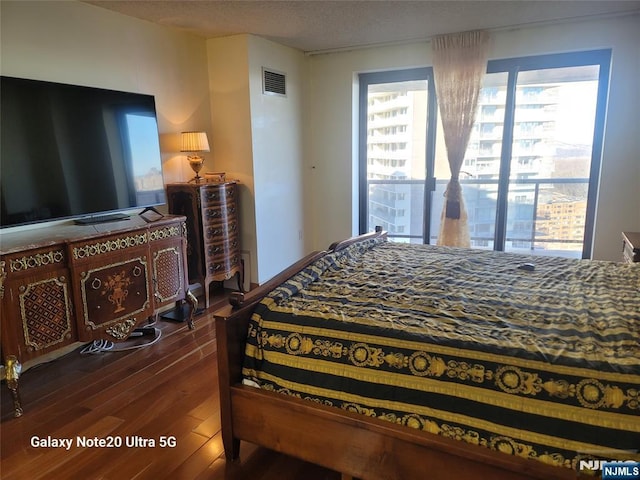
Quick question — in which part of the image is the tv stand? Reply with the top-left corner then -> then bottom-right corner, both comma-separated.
0,215 -> 196,417
74,212 -> 130,225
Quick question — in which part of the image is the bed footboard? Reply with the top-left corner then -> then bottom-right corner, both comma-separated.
227,385 -> 584,480
214,250 -> 327,460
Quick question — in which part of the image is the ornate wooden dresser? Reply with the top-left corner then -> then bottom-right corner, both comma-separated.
0,214 -> 194,416
166,182 -> 242,309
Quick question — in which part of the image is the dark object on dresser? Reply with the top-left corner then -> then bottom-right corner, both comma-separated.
166,182 -> 243,308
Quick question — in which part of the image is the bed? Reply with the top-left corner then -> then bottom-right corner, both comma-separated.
214,230 -> 639,480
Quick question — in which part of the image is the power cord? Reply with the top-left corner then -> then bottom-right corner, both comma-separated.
79,327 -> 162,354
80,339 -> 114,355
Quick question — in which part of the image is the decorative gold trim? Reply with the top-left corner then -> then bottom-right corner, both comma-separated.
149,225 -> 182,242
19,277 -> 73,351
105,318 -> 137,340
9,250 -> 65,272
2,355 -> 22,382
103,270 -> 133,314
0,260 -> 5,300
80,258 -> 150,329
185,289 -> 197,330
2,356 -> 23,417
73,233 -> 148,260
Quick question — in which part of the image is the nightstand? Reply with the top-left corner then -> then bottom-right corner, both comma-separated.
622,232 -> 640,263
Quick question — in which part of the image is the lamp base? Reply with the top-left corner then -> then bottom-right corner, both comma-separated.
188,155 -> 204,183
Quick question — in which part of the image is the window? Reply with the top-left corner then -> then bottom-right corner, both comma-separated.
360,50 -> 610,258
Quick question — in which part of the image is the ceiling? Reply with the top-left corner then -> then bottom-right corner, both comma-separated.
84,0 -> 640,54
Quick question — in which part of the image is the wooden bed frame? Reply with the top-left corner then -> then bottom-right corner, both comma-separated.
214,230 -> 590,480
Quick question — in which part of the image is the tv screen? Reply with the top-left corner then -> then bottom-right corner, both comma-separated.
1,76 -> 166,228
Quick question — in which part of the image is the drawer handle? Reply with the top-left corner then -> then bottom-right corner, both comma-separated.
91,278 -> 102,290
132,266 -> 142,277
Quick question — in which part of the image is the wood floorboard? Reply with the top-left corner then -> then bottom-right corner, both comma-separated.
0,291 -> 342,480
165,434 -> 225,479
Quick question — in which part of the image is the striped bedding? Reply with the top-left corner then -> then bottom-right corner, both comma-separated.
242,237 -> 640,471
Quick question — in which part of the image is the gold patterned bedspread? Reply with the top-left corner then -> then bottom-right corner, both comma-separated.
242,238 -> 640,471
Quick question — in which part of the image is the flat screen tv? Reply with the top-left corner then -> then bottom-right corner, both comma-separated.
1,76 -> 166,228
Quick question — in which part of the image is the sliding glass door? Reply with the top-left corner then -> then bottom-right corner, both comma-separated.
360,50 -> 610,258
502,64 -> 602,257
359,68 -> 437,244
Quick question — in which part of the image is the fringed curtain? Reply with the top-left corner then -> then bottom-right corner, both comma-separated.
432,30 -> 490,247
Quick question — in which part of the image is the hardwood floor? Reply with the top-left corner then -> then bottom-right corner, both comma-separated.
0,291 -> 341,480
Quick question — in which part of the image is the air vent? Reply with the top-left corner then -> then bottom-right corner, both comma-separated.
262,68 -> 286,97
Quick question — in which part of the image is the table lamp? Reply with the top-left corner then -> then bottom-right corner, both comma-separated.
181,131 -> 210,183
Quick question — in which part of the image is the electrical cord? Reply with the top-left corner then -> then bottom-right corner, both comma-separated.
80,339 -> 114,355
79,328 -> 162,354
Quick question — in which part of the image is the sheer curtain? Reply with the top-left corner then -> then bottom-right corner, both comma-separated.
432,30 -> 490,247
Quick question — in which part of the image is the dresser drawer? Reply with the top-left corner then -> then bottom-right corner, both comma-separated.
207,254 -> 242,279
202,204 -> 237,223
200,183 -> 237,207
71,231 -> 148,264
148,222 -> 185,243
3,245 -> 67,278
205,237 -> 240,260
204,219 -> 239,240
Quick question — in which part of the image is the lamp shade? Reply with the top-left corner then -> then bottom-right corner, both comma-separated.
181,131 -> 210,152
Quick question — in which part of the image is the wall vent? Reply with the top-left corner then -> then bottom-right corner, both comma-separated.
262,68 -> 286,97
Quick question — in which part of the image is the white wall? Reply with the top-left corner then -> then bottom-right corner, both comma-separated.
208,35 -> 306,284
305,15 -> 640,260
0,0 -> 212,193
247,36 -> 306,283
305,43 -> 431,252
207,35 -> 258,284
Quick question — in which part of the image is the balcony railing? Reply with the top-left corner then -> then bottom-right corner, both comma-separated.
367,177 -> 589,257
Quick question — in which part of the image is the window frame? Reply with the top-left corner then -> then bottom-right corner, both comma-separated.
358,49 -> 612,258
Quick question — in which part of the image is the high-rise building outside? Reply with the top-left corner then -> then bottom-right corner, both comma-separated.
366,71 -> 597,258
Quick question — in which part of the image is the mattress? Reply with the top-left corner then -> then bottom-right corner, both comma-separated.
242,238 -> 640,471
